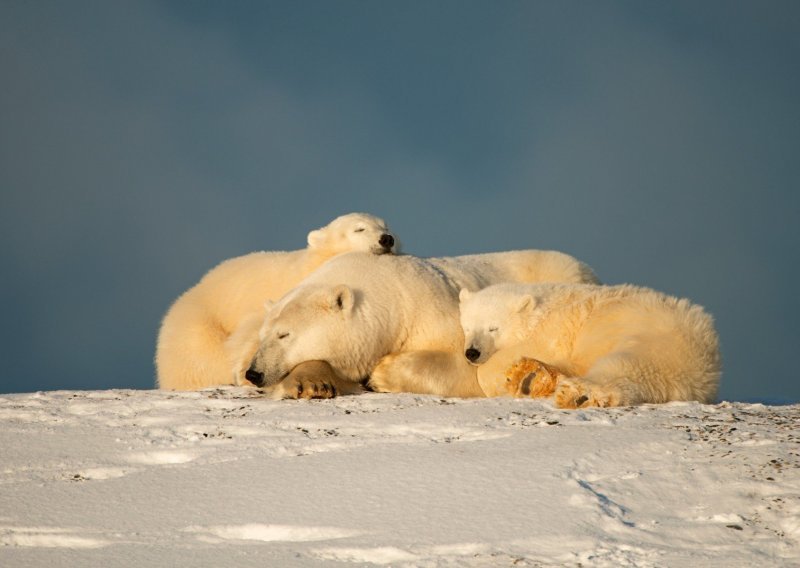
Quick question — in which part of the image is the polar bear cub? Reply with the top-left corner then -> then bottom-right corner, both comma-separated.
459,283 -> 721,408
156,213 -> 400,390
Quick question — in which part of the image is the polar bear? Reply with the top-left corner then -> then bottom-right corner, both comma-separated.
244,252 -> 486,397
458,283 -> 721,408
243,248 -> 600,398
156,213 -> 400,390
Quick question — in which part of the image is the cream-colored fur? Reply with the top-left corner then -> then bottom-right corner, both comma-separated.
261,360 -> 364,400
370,350 -> 483,397
244,248 -> 600,399
155,213 -> 399,390
459,283 -> 721,407
365,251 -> 598,397
245,253 -> 486,397
428,250 -> 599,291
366,251 -> 599,396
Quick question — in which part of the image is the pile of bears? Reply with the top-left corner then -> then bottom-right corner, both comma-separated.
156,213 -> 720,408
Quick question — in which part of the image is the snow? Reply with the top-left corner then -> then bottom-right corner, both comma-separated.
1,388 -> 798,567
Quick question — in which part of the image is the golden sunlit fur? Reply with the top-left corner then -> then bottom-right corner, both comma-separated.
155,213 -> 398,390
460,283 -> 721,408
263,361 -> 365,400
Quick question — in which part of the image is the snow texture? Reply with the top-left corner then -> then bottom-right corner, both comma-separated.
0,388 -> 798,567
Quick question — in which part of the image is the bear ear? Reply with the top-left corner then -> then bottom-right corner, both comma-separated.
328,284 -> 354,313
307,228 -> 325,249
459,288 -> 472,303
514,294 -> 535,314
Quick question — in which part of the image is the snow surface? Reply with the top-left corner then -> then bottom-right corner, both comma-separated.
1,388 -> 798,567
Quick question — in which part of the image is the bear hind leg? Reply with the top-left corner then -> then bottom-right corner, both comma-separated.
553,353 -> 659,409
553,377 -> 621,409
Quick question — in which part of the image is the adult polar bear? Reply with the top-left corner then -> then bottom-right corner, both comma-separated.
156,213 -> 399,390
458,283 -> 721,407
244,251 -> 598,397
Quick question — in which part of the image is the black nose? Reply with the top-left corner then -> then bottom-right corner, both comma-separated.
465,347 -> 481,362
245,368 -> 264,387
379,233 -> 394,249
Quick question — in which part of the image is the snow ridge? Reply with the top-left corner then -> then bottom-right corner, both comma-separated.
0,389 -> 798,566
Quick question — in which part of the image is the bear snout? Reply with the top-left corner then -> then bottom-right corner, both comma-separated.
245,367 -> 265,387
379,233 -> 395,250
465,347 -> 481,363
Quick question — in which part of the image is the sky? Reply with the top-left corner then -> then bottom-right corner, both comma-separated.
1,0 -> 798,402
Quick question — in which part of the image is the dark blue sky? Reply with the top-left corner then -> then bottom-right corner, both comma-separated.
2,1 -> 798,402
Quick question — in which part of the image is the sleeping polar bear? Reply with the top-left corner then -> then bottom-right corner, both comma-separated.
156,213 -> 399,390
459,283 -> 721,408
243,250 -> 598,400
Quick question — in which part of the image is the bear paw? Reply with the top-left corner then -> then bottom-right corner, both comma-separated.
554,378 -> 618,409
504,357 -> 563,398
280,374 -> 339,399
269,361 -> 345,400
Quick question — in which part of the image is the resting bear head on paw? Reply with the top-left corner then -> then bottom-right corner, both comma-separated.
306,212 -> 400,257
458,286 -> 539,365
246,283 -> 365,388
246,253 -> 465,391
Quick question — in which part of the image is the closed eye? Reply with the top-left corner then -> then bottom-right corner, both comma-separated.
488,327 -> 498,333
353,228 -> 365,233
277,332 -> 290,339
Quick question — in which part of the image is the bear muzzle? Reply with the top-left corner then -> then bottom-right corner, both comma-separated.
378,233 -> 395,251
465,347 -> 481,363
245,367 -> 265,387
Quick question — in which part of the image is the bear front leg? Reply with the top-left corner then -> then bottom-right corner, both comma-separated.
504,357 -> 563,398
267,361 -> 364,400
369,351 -> 484,397
225,311 -> 265,387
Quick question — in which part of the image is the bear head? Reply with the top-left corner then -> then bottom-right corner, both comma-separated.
306,213 -> 400,257
245,282 -> 388,388
458,286 -> 538,365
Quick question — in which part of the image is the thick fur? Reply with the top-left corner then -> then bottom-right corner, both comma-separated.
428,250 -> 599,291
262,360 -> 364,400
244,253 -> 480,392
459,283 -> 721,407
366,250 -> 599,396
244,247 -> 599,398
155,213 -> 399,390
246,253 -> 487,398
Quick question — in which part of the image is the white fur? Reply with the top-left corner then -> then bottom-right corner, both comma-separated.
459,283 -> 721,407
156,213 -> 399,390
429,250 -> 599,291
246,248 -> 601,398
245,252 -> 484,396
